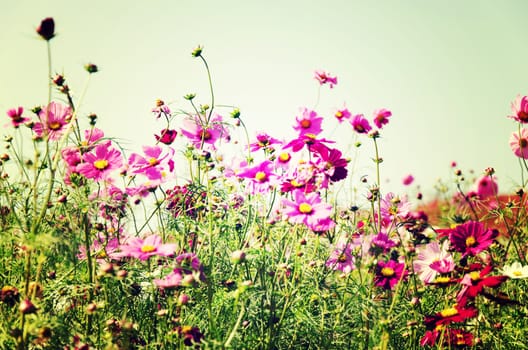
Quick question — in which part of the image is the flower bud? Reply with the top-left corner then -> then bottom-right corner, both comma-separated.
36,17 -> 55,41
84,63 -> 98,74
230,250 -> 246,264
19,299 -> 37,314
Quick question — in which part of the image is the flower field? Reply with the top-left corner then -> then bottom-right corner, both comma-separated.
1,18 -> 528,349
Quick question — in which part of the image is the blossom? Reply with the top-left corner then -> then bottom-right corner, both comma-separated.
281,190 -> 334,231
77,232 -> 121,263
180,114 -> 227,150
380,192 -> 412,225
501,261 -> 528,279
350,114 -> 372,134
373,108 -> 392,129
77,142 -> 123,181
509,95 -> 528,123
509,128 -> 528,159
334,107 -> 351,123
448,221 -> 497,256
374,259 -> 406,290
6,106 -> 29,128
155,128 -> 177,145
458,264 -> 507,300
33,101 -> 72,141
314,70 -> 337,88
154,268 -> 184,289
402,174 -> 414,186
83,128 -> 105,146
249,132 -> 282,152
128,145 -> 175,181
413,240 -> 455,284
421,327 -> 474,347
293,108 -> 323,136
283,133 -> 335,154
315,147 -> 348,183
115,234 -> 177,261
236,160 -> 279,194
326,241 -> 355,274
424,303 -> 478,328
152,99 -> 171,119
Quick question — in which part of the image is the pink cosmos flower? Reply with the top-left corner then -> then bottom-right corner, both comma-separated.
334,107 -> 351,123
115,234 -> 177,261
236,160 -> 279,194
280,161 -> 318,193
380,193 -> 412,224
33,101 -> 72,140
128,145 -> 175,181
283,133 -> 335,154
326,241 -> 355,274
155,128 -> 177,145
509,128 -> 528,159
6,106 -> 29,128
293,108 -> 323,136
154,268 -> 184,289
413,240 -> 455,284
249,132 -> 282,152
77,142 -> 123,181
373,108 -> 392,129
83,128 -> 105,146
509,95 -> 528,123
350,114 -> 372,134
180,114 -> 227,150
281,190 -> 334,231
402,174 -> 414,186
152,99 -> 171,119
275,150 -> 293,170
374,259 -> 406,290
315,147 -> 348,184
77,232 -> 122,263
448,221 -> 497,257
314,70 -> 337,88
469,174 -> 498,199
369,232 -> 397,255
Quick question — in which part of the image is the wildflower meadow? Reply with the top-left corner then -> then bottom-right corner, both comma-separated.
2,17 -> 528,349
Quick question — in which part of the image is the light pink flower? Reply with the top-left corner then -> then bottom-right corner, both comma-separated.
281,190 -> 334,231
115,234 -> 177,261
293,108 -> 323,136
128,145 -> 175,181
33,101 -> 72,140
509,95 -> 528,123
373,108 -> 392,129
77,142 -> 123,181
509,128 -> 528,159
314,70 -> 337,88
413,240 -> 455,284
180,114 -> 227,150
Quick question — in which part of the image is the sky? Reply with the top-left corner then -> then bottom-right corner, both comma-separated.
1,0 -> 528,202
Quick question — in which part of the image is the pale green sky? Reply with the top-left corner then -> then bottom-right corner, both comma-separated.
2,0 -> 527,199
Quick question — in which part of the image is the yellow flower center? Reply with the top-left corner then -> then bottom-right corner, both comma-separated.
440,307 -> 458,318
94,159 -> 109,170
141,245 -> 156,253
290,179 -> 302,188
300,119 -> 311,128
465,236 -> 476,247
201,130 -> 212,141
469,271 -> 481,281
381,267 -> 395,277
455,333 -> 465,345
513,270 -> 523,277
335,111 -> 343,119
255,171 -> 267,182
48,121 -> 62,130
149,157 -> 159,166
337,254 -> 347,262
298,203 -> 312,214
278,152 -> 291,162
435,276 -> 451,284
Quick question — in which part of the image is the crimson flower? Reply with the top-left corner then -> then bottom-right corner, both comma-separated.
36,17 -> 55,41
155,128 -> 177,145
509,95 -> 528,123
458,264 -> 507,301
6,106 -> 29,128
424,303 -> 478,329
350,114 -> 372,134
448,221 -> 497,256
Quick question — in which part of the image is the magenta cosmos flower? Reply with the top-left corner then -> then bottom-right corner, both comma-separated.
293,108 -> 323,136
334,107 -> 351,123
350,114 -> 372,134
413,240 -> 455,284
326,241 -> 355,274
448,221 -> 497,257
509,95 -> 528,123
314,147 -> 348,184
281,190 -> 334,231
128,145 -> 175,181
469,174 -> 498,199
155,128 -> 177,145
33,101 -> 72,141
314,70 -> 337,88
373,108 -> 392,129
402,174 -> 414,186
249,132 -> 282,152
77,141 -> 123,181
115,234 -> 177,261
236,160 -> 279,194
6,106 -> 29,128
509,128 -> 528,159
374,260 -> 406,290
283,133 -> 335,154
